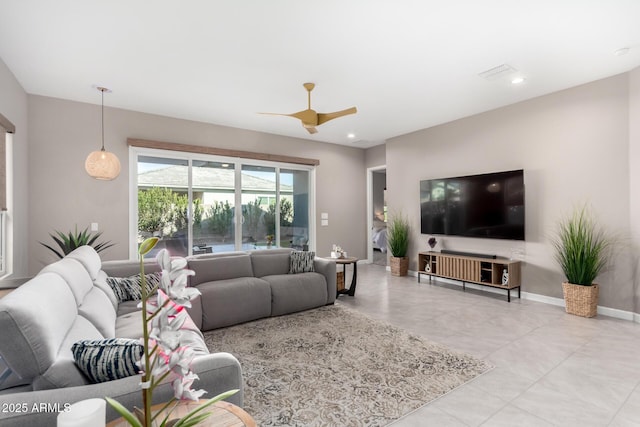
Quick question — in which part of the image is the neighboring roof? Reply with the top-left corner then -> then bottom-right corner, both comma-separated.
138,165 -> 293,193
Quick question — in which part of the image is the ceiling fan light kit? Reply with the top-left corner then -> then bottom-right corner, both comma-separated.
261,82 -> 357,134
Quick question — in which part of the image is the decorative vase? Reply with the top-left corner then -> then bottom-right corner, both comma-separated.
502,269 -> 509,285
390,256 -> 408,276
57,398 -> 106,427
562,282 -> 598,318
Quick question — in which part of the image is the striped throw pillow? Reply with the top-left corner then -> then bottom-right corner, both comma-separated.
289,251 -> 316,274
106,272 -> 162,303
72,338 -> 143,383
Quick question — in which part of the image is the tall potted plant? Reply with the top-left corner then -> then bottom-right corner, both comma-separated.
387,212 -> 410,276
552,205 -> 611,317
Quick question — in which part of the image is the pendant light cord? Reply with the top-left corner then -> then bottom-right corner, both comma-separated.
101,88 -> 105,151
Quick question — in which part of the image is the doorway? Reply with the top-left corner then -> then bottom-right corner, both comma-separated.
366,165 -> 387,266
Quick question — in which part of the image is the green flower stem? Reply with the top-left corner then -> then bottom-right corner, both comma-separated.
140,256 -> 152,427
138,237 -> 158,427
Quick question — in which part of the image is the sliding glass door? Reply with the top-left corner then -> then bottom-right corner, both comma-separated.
133,150 -> 313,258
192,160 -> 236,253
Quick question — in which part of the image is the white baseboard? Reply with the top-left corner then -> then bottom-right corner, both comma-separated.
407,269 -> 640,323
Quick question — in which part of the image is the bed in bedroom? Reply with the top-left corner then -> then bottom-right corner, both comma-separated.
372,221 -> 387,253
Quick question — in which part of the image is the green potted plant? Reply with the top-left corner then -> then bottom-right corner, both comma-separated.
387,212 -> 410,276
40,225 -> 114,259
552,205 -> 611,317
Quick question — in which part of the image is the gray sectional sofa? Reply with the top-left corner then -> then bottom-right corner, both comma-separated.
0,246 -> 336,426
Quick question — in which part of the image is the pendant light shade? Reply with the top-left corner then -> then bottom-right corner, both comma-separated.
85,87 -> 121,180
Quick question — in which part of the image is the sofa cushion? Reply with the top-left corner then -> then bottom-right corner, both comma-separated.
197,277 -> 271,330
40,258 -> 94,306
188,254 -> 253,286
101,259 -> 162,278
289,251 -> 316,274
0,273 -> 81,385
71,338 -> 143,383
106,272 -> 161,303
264,272 -> 328,316
250,249 -> 291,277
33,315 -> 104,390
66,245 -> 102,281
78,287 -> 117,338
95,270 -> 119,311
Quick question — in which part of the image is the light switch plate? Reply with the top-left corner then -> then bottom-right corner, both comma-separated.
321,212 -> 329,220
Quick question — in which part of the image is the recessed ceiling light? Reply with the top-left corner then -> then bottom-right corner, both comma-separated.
347,133 -> 356,139
511,77 -> 525,85
614,47 -> 630,56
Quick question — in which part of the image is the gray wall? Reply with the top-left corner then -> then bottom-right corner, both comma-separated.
0,58 -> 28,279
629,67 -> 640,313
27,95 -> 367,273
387,72 -> 636,312
365,144 -> 385,168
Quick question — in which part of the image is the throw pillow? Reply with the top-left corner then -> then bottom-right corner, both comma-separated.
289,251 -> 316,274
106,272 -> 162,303
71,338 -> 143,384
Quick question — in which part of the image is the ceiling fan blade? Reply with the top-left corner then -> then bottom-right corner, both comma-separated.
258,112 -> 294,117
290,109 -> 318,125
260,110 -> 318,125
317,107 -> 357,125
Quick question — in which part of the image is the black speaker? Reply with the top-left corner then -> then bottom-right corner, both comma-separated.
440,249 -> 497,259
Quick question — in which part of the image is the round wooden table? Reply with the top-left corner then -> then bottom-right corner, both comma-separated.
327,256 -> 358,297
106,400 -> 256,427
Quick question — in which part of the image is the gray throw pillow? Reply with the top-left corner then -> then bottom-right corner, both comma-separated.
289,251 -> 316,274
71,338 -> 143,383
106,272 -> 161,303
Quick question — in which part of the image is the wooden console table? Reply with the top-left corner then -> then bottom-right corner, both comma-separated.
418,251 -> 521,302
106,400 -> 256,427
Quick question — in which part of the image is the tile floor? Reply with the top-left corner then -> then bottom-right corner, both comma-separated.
337,263 -> 640,427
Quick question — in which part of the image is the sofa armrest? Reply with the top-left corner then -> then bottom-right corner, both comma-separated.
0,352 -> 243,427
314,257 -> 337,304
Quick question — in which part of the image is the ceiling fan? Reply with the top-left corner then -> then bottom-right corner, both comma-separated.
261,83 -> 357,134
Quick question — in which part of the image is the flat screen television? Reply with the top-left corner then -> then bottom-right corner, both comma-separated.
420,169 -> 525,240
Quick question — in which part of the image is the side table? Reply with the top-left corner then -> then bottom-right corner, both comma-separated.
106,400 -> 256,427
326,256 -> 358,297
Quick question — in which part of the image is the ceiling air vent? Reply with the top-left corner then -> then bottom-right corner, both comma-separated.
478,64 -> 517,81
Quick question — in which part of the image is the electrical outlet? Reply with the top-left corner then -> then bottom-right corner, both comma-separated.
91,222 -> 99,232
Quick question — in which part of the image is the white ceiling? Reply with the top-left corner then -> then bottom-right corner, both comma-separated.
1,1 -> 639,149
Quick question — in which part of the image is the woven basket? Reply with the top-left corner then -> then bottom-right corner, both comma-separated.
390,257 -> 409,276
337,271 -> 345,291
562,282 -> 598,318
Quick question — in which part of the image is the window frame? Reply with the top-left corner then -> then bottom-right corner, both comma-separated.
129,146 -> 316,259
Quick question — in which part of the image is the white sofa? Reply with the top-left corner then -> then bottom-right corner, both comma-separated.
0,246 -> 243,427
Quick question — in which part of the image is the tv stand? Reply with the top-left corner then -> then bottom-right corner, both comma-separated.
418,251 -> 521,302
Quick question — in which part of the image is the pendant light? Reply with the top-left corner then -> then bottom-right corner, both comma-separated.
85,87 -> 121,180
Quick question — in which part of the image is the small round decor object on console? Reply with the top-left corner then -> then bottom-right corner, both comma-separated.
425,265 -> 431,273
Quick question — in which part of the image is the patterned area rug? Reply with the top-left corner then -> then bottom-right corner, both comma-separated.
204,304 -> 492,426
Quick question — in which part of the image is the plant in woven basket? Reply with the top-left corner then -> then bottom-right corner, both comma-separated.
387,212 -> 410,276
552,205 -> 612,317
40,225 -> 114,259
552,205 -> 611,286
